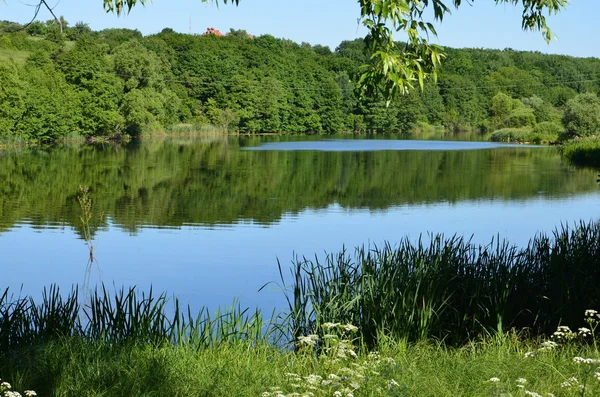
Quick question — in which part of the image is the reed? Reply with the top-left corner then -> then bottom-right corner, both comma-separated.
281,221 -> 600,347
0,285 -> 272,354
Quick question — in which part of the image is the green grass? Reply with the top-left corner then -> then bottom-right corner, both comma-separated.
3,329 -> 600,396
489,127 -> 558,144
562,137 -> 600,168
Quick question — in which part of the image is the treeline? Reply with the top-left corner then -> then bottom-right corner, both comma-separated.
2,19 -> 600,141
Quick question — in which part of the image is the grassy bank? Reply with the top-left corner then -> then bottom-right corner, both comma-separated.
562,137 -> 600,168
2,221 -> 600,395
3,326 -> 600,396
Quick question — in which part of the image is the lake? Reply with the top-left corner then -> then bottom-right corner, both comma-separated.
1,134 -> 598,313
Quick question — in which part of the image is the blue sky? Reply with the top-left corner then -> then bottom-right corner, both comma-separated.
1,0 -> 597,58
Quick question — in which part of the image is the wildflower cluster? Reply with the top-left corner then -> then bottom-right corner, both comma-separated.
520,310 -> 600,396
484,376 -> 550,397
523,311 -> 600,359
0,379 -> 36,397
262,323 -> 401,397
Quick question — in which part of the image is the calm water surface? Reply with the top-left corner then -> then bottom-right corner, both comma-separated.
1,134 -> 598,312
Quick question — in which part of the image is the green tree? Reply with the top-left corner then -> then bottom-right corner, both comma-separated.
103,0 -> 568,101
0,64 -> 26,138
561,93 -> 600,140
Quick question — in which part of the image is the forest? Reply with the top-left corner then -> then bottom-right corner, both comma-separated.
1,18 -> 600,144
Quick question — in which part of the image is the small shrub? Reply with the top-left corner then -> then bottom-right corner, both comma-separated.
532,121 -> 562,138
490,125 -> 558,144
489,127 -> 532,143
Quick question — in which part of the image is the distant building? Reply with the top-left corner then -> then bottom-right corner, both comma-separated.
203,27 -> 224,36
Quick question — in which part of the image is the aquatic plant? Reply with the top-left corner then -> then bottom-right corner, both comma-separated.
281,221 -> 600,347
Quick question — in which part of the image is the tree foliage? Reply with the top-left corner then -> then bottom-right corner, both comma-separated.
103,0 -> 567,101
561,93 -> 600,140
1,17 -> 599,142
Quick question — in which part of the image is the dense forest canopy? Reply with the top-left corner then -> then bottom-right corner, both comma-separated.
0,18 -> 599,143
100,0 -> 568,100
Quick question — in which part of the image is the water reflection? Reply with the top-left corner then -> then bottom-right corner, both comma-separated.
0,135 -> 596,234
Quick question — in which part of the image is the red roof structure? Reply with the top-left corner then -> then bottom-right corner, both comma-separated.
203,27 -> 224,36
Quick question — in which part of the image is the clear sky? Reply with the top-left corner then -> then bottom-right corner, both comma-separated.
1,0 -> 597,58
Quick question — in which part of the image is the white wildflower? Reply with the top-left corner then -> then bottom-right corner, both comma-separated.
1,382 -> 12,390
304,374 -> 322,385
333,392 -> 342,397
524,351 -> 536,358
487,377 -> 501,383
343,324 -> 358,332
573,357 -> 600,365
322,322 -> 340,330
585,309 -> 598,317
540,341 -> 558,350
328,374 -> 339,380
297,334 -> 319,347
516,378 -> 527,384
578,327 -> 592,336
24,392 -> 37,397
388,379 -> 400,388
261,392 -> 271,397
557,325 -> 571,333
524,391 -> 542,397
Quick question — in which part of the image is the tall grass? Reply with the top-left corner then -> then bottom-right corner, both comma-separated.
489,127 -> 558,144
0,285 -> 273,354
281,221 -> 600,347
561,137 -> 600,168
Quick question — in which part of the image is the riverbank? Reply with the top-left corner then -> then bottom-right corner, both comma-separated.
2,326 -> 600,396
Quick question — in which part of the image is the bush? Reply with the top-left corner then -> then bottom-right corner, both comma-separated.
561,137 -> 600,168
503,107 -> 536,128
490,125 -> 558,144
532,121 -> 562,136
489,127 -> 532,143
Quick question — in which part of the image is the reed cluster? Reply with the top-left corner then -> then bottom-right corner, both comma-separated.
0,285 -> 271,354
283,221 -> 600,347
561,137 -> 600,168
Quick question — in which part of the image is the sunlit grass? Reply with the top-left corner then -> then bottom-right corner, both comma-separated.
4,321 -> 600,396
